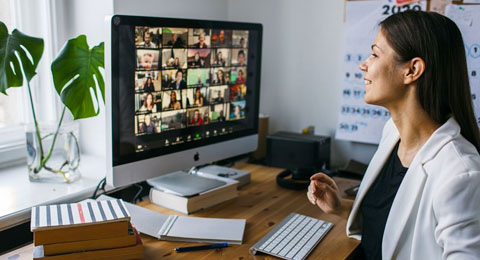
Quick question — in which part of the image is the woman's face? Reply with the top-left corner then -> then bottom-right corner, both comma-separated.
146,94 -> 153,106
171,91 -> 176,101
146,77 -> 152,84
359,30 -> 407,107
195,89 -> 200,98
217,70 -> 223,79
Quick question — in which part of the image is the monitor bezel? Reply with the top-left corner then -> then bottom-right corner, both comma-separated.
109,15 -> 262,167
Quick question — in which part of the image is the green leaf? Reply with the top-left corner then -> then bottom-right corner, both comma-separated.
0,21 -> 44,94
51,35 -> 104,119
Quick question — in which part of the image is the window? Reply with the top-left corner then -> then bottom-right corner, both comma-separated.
0,0 -> 27,166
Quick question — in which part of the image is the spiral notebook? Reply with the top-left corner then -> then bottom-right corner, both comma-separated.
96,195 -> 246,244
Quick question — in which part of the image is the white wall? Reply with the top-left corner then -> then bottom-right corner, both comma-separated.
112,0 -> 229,20
54,0 -> 378,167
227,0 -> 377,167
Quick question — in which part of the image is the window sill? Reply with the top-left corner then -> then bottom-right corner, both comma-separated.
0,154 -> 106,231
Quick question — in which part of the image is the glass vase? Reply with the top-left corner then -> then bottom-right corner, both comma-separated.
26,121 -> 81,183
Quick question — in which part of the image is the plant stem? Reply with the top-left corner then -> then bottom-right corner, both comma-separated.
26,81 -> 44,173
41,106 -> 66,166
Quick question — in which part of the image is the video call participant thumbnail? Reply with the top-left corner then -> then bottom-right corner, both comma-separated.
211,29 -> 232,47
135,27 -> 162,48
161,110 -> 187,131
208,85 -> 229,104
210,103 -> 227,122
231,49 -> 247,66
162,49 -> 187,69
187,49 -> 211,68
230,67 -> 246,83
135,71 -> 161,92
136,49 -> 160,70
232,30 -> 248,48
229,84 -> 247,101
186,68 -> 210,87
135,92 -> 161,113
187,107 -> 210,126
188,29 -> 211,48
211,48 -> 231,67
211,68 -> 230,86
162,90 -> 183,111
162,28 -> 188,48
228,100 -> 246,120
162,69 -> 187,90
136,113 -> 161,135
183,87 -> 207,108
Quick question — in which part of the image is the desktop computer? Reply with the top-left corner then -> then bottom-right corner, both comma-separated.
105,15 -> 263,187
104,16 -> 334,259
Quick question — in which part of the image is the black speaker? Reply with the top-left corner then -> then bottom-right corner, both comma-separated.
266,132 -> 331,190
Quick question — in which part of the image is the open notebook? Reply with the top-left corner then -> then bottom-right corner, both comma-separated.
96,195 -> 246,244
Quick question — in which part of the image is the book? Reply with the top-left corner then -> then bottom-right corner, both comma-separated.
42,224 -> 137,256
31,199 -> 130,245
33,231 -> 143,260
97,195 -> 247,245
149,173 -> 239,214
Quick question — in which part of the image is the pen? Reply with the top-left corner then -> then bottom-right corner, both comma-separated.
174,242 -> 229,252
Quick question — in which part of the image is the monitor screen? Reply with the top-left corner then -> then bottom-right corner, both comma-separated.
109,16 -> 262,167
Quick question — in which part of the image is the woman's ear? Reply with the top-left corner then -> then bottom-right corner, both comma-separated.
404,57 -> 425,85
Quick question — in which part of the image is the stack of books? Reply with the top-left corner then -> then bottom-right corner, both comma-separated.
150,172 -> 239,214
31,199 -> 144,260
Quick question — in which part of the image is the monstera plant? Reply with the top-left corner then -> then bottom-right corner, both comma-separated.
0,21 -> 104,182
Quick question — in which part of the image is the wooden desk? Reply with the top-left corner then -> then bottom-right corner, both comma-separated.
1,163 -> 360,260
140,163 -> 359,259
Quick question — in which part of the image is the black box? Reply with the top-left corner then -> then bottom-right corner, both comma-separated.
266,132 -> 330,173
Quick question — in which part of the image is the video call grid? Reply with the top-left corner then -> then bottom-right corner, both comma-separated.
133,27 -> 249,136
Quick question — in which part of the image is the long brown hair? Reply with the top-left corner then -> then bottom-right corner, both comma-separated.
380,10 -> 480,152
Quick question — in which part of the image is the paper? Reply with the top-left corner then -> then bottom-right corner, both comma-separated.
336,0 -> 426,144
445,5 -> 480,125
430,0 -> 452,15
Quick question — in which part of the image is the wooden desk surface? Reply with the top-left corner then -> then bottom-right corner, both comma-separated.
1,163 -> 360,260
140,163 -> 360,260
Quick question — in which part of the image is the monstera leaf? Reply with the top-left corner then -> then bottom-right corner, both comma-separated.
51,35 -> 104,119
0,21 -> 44,94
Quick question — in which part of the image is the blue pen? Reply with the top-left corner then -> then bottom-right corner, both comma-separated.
174,242 -> 229,252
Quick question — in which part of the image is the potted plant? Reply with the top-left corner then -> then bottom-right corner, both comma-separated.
0,21 -> 104,182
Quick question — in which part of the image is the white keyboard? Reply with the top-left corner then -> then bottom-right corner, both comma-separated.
250,213 -> 333,260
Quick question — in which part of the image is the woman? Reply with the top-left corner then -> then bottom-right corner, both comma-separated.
140,114 -> 157,134
168,91 -> 181,110
139,93 -> 157,113
307,11 -> 480,259
173,57 -> 181,68
236,69 -> 245,83
193,88 -> 204,106
190,52 -> 202,67
215,69 -> 225,85
143,76 -> 154,92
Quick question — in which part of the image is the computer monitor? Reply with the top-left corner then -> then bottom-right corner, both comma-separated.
105,15 -> 263,187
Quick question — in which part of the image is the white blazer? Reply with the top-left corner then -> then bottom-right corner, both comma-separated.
346,117 -> 480,259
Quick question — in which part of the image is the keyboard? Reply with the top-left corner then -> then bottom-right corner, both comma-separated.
250,213 -> 333,260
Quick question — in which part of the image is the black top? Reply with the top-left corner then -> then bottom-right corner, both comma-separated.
359,142 -> 408,260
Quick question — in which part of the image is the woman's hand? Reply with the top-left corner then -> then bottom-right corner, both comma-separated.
307,173 -> 342,215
